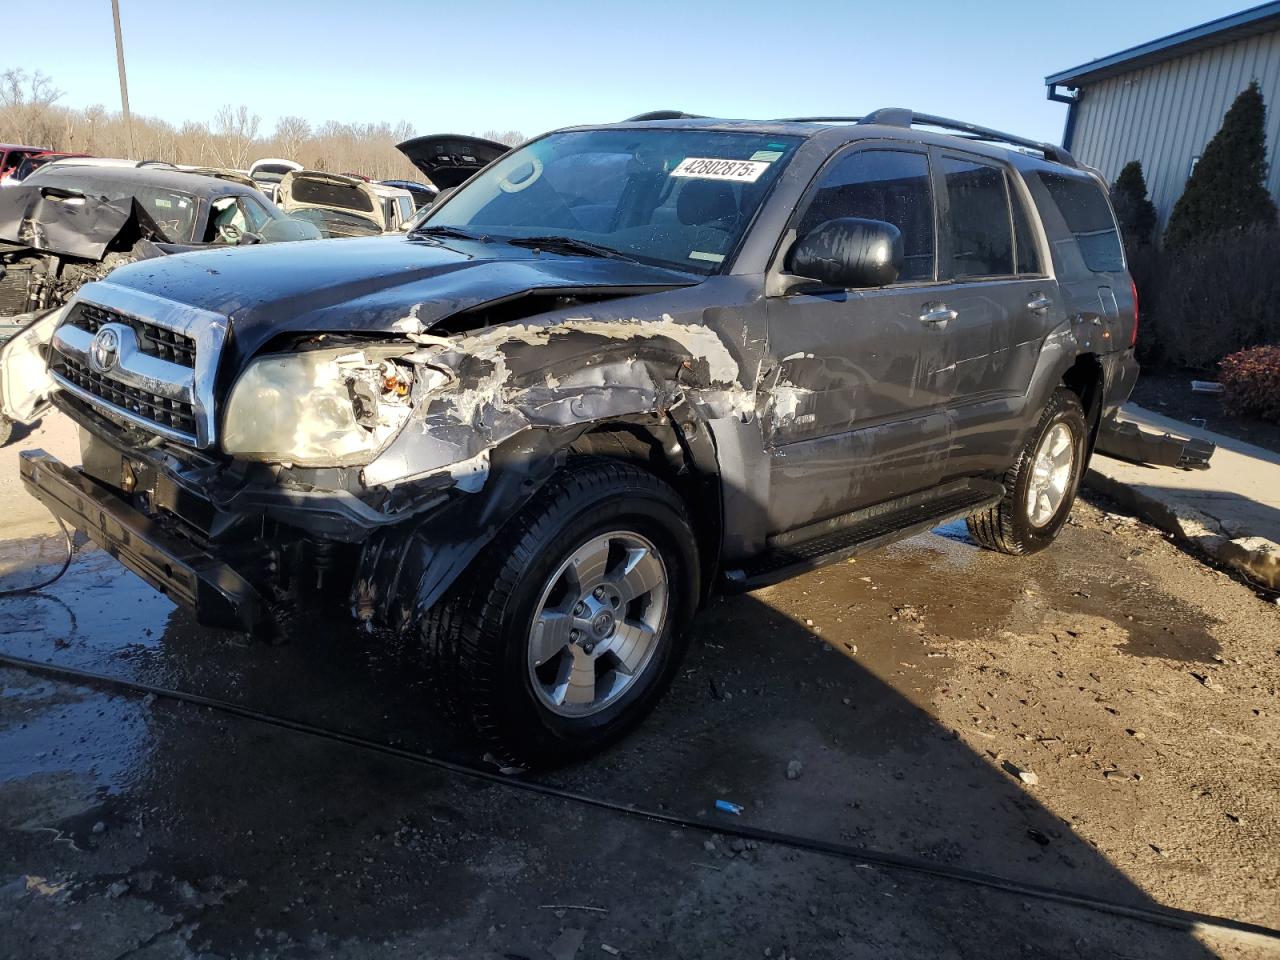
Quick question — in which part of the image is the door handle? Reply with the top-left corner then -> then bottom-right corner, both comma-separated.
1026,294 -> 1053,313
919,303 -> 957,324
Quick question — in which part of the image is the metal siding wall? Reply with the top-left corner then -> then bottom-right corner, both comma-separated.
1069,28 -> 1280,229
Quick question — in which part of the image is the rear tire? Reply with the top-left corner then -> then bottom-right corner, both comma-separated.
421,457 -> 698,769
967,387 -> 1087,556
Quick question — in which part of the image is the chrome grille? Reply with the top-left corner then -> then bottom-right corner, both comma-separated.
69,302 -> 197,368
48,283 -> 227,448
52,353 -> 197,435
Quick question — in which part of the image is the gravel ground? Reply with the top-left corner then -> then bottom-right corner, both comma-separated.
0,413 -> 1277,958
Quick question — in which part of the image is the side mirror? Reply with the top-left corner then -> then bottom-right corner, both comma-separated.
786,217 -> 903,289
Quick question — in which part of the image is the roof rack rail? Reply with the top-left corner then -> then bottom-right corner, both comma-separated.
625,110 -> 706,121
859,108 -> 1077,167
773,109 -> 1076,167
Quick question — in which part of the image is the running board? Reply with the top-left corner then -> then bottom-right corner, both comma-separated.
723,479 -> 1004,592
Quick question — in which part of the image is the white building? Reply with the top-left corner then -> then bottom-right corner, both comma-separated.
1046,2 -> 1280,228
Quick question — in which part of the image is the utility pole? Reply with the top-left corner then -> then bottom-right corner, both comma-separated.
110,0 -> 135,158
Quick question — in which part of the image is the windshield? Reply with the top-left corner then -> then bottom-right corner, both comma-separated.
423,128 -> 801,274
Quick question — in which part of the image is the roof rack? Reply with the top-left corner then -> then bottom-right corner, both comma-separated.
625,110 -> 707,121
775,108 -> 1077,167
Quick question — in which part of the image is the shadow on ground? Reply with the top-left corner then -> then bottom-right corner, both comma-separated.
0,521 -> 1242,958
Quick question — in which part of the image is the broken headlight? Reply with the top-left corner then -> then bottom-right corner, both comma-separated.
221,346 -> 435,467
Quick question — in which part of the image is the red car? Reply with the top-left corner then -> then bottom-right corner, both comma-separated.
2,151 -> 90,184
0,144 -> 47,181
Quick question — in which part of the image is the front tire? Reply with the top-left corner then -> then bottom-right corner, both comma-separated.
967,387 -> 1088,556
421,457 -> 698,768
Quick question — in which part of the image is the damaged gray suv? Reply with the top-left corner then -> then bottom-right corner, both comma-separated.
1,110 -> 1139,766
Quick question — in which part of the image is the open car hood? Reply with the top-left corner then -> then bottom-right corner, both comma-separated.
395,134 -> 510,189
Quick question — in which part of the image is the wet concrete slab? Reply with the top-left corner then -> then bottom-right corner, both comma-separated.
1,498 -> 1278,957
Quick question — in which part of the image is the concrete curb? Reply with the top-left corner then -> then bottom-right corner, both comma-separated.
1085,466 -> 1280,591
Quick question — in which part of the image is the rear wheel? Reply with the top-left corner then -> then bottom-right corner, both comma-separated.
0,417 -> 11,448
421,457 -> 697,769
967,387 -> 1088,556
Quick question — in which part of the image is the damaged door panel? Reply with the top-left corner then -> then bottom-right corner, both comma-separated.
7,112 -> 1149,767
762,145 -> 950,533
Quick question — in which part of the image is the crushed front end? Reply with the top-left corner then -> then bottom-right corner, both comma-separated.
10,283 -> 466,634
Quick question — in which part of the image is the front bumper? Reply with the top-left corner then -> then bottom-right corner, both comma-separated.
20,449 -> 266,631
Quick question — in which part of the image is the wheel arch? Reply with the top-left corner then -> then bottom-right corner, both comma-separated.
1060,352 -> 1106,452
567,413 -> 724,600
354,408 -> 726,637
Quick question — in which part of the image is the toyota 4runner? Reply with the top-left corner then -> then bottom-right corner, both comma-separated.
0,109 -> 1139,767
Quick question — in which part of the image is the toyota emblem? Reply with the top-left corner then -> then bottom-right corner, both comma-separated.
90,327 -> 120,373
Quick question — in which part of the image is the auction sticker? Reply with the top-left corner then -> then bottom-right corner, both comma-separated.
671,157 -> 770,182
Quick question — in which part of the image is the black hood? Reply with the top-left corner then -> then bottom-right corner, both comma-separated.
395,135 -> 510,188
95,235 -> 699,372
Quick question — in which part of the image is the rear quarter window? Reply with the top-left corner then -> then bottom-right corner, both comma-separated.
1034,171 -> 1124,273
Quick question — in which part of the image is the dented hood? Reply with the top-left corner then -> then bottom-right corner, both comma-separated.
90,234 -> 699,375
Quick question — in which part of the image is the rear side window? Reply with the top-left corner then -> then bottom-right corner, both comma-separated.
797,149 -> 935,282
941,156 -> 1013,278
1035,171 -> 1124,272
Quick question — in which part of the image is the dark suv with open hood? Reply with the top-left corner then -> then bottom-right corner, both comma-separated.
2,110 -> 1139,767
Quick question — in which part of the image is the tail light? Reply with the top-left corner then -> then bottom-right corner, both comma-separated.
1130,278 -> 1140,348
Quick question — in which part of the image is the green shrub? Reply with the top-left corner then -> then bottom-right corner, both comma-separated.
1219,345 -> 1280,422
1111,161 -> 1158,248
1164,82 -> 1278,251
1138,225 -> 1280,371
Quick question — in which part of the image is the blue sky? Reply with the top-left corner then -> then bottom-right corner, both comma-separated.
4,0 -> 1252,144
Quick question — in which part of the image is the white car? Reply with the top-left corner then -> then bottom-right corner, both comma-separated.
277,171 -> 416,237
248,158 -> 303,203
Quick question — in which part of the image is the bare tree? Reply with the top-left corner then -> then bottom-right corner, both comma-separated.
211,104 -> 261,169
482,128 -> 526,146
272,115 -> 310,161
0,68 -> 63,146
0,71 -> 434,181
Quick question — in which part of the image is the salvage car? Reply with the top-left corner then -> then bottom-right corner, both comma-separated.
2,110 -> 1141,767
377,178 -> 438,210
247,158 -> 303,203
396,134 -> 510,190
0,164 -> 320,318
0,144 -> 47,180
0,151 -> 90,186
277,170 -> 416,237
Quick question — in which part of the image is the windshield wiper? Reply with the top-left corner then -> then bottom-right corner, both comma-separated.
409,224 -> 488,242
504,235 -> 640,263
